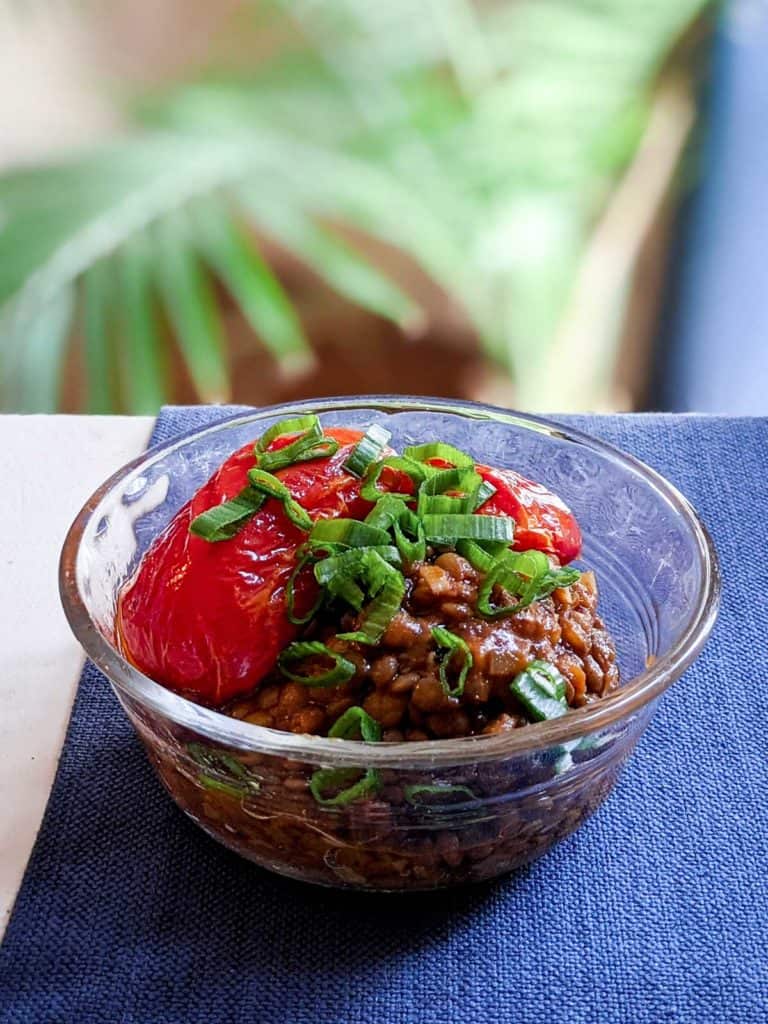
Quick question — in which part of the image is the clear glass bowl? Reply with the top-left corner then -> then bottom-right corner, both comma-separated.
60,397 -> 720,890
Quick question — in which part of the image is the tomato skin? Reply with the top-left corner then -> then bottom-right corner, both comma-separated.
117,430 -> 582,705
116,428 -> 368,706
476,465 -> 582,564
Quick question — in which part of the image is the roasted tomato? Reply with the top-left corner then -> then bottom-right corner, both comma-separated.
476,465 -> 582,564
116,428 -> 369,705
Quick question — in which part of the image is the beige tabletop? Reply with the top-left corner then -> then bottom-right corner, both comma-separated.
0,414 -> 153,938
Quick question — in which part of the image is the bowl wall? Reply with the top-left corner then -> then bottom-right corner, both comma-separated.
61,397 -> 719,889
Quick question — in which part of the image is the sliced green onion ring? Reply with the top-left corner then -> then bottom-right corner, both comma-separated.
189,485 -> 266,542
336,551 -> 406,645
393,507 -> 426,565
416,468 -> 483,516
403,442 -> 474,468
309,518 -> 391,549
477,550 -> 580,617
510,660 -> 568,721
455,539 -> 496,573
404,783 -> 476,806
422,513 -> 515,546
256,414 -> 322,453
247,468 -> 313,531
277,641 -> 356,687
473,479 -> 497,509
309,766 -> 381,806
286,546 -> 325,625
431,625 -> 473,698
361,456 -> 427,502
258,436 -> 339,473
342,424 -> 392,478
328,706 -> 382,742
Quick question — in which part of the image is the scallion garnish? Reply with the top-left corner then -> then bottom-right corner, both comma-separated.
360,456 -> 426,502
510,660 -> 568,721
277,641 -> 356,687
247,468 -> 313,531
363,493 -> 409,530
186,743 -> 261,795
416,467 -> 484,516
189,486 -> 266,542
307,707 -> 383,807
286,546 -> 325,625
309,766 -> 381,806
404,783 -> 476,806
473,479 -> 497,509
309,518 -> 391,549
313,547 -> 405,644
342,423 -> 392,478
392,506 -> 426,565
258,436 -> 339,474
476,549 -> 575,617
255,414 -> 322,454
431,626 -> 473,698
403,442 -> 475,468
455,539 -> 499,573
328,706 -> 382,742
421,513 -> 515,546
337,554 -> 406,646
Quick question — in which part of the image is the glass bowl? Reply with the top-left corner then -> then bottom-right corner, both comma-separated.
59,397 -> 720,890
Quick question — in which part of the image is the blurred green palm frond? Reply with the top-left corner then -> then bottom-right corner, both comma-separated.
0,0 -> 713,413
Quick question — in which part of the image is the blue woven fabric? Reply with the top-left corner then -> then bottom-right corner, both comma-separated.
1,408 -> 766,1024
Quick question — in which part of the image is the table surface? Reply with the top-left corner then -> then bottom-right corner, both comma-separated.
0,415 -> 153,938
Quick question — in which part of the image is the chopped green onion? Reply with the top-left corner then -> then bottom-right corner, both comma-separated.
404,783 -> 476,806
186,743 -> 260,795
416,468 -> 483,516
342,424 -> 392,478
511,660 -> 568,721
188,485 -> 266,542
256,414 -> 322,453
536,565 -> 582,599
364,493 -> 410,530
328,706 -> 382,742
422,513 -> 515,546
337,551 -> 405,645
277,641 -> 356,687
473,480 -> 497,509
476,550 -> 580,617
247,468 -> 313,531
361,456 -> 426,502
431,625 -> 473,698
286,547 -> 325,625
186,742 -> 249,777
198,774 -> 253,798
309,766 -> 381,806
393,507 -> 426,565
309,518 -> 391,549
455,539 -> 495,573
258,436 -> 339,473
403,442 -> 474,468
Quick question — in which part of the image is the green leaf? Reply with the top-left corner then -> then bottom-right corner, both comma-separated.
190,196 -> 312,372
1,286 -> 75,413
116,235 -> 169,414
238,190 -> 419,326
83,260 -> 116,414
153,213 -> 230,403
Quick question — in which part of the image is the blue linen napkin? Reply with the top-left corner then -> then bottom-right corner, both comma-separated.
1,408 -> 766,1024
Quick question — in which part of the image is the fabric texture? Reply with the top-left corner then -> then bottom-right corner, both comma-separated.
1,408 -> 766,1024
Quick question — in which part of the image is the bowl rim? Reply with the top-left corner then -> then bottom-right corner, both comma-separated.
59,395 -> 721,768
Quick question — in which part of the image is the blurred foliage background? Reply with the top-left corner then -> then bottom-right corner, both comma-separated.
0,0 -> 716,415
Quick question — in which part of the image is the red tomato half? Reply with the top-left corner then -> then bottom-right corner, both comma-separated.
116,428 -> 369,706
476,465 -> 582,564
